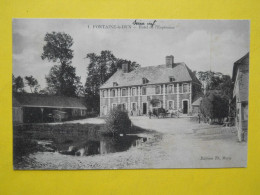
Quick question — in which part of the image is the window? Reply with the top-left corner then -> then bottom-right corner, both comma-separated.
155,85 -> 161,94
113,82 -> 118,87
122,88 -> 127,96
142,78 -> 149,84
168,85 -> 173,93
168,100 -> 174,110
132,102 -> 137,111
179,84 -> 183,93
131,87 -> 137,96
142,87 -> 146,95
111,89 -> 116,97
102,90 -> 107,97
174,84 -> 177,93
169,76 -> 175,82
183,83 -> 189,93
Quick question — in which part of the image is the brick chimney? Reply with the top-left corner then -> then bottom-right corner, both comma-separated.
166,55 -> 174,68
122,63 -> 129,73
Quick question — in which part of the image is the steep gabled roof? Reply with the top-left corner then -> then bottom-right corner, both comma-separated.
13,93 -> 87,109
100,63 -> 201,89
232,52 -> 249,82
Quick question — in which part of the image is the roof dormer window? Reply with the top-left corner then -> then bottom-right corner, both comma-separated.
142,78 -> 149,84
113,82 -> 118,87
169,76 -> 175,82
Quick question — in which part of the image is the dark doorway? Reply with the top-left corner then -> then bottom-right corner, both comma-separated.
143,103 -> 147,115
183,100 -> 188,114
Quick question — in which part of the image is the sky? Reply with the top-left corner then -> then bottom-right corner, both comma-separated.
13,19 -> 249,91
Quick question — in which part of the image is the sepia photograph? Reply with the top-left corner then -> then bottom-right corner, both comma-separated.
12,19 -> 249,170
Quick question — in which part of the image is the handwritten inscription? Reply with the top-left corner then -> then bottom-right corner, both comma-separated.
133,19 -> 157,28
87,20 -> 175,30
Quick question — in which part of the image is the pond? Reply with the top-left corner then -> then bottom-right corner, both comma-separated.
13,123 -> 151,160
37,134 -> 148,157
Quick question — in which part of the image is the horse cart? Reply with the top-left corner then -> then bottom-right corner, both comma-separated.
149,108 -> 180,118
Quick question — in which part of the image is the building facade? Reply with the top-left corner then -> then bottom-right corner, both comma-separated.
99,55 -> 202,116
232,53 -> 249,142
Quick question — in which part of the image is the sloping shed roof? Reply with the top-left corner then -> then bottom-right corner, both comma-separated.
192,97 -> 202,106
13,96 -> 21,107
100,63 -> 201,89
13,93 -> 87,109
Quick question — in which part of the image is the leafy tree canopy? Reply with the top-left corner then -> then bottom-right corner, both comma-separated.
13,75 -> 25,93
41,32 -> 73,64
84,50 -> 141,112
24,75 -> 40,93
197,71 -> 233,98
41,32 -> 83,97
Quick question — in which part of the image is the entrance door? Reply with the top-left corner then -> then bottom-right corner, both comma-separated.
143,103 -> 147,115
183,100 -> 188,114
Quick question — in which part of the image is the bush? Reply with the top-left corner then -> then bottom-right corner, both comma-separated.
103,107 -> 132,136
200,91 -> 229,123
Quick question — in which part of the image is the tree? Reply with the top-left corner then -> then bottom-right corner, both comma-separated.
13,75 -> 25,93
84,50 -> 141,112
197,71 -> 233,98
41,32 -> 73,64
200,91 -> 229,124
45,63 -> 82,97
41,32 -> 82,97
24,75 -> 40,93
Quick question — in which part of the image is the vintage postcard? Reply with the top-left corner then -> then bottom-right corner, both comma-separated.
12,19 -> 249,169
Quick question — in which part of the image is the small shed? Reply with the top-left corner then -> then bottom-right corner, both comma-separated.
191,97 -> 202,114
13,93 -> 87,123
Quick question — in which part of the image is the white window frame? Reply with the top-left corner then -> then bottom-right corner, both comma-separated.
131,102 -> 137,111
155,85 -> 161,94
102,90 -> 107,97
141,86 -> 147,95
121,88 -> 127,96
168,100 -> 174,110
168,84 -> 173,94
111,89 -> 116,97
183,83 -> 189,93
131,87 -> 137,96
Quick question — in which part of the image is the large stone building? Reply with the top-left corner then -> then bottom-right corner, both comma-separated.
232,52 -> 249,141
99,55 -> 202,116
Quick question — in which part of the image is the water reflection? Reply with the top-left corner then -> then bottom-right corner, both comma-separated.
58,135 -> 148,157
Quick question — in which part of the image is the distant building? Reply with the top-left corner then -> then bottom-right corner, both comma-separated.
232,53 -> 249,141
99,55 -> 202,116
13,93 -> 87,123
